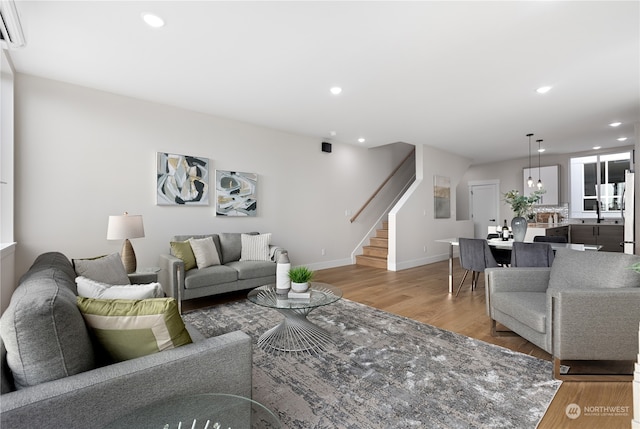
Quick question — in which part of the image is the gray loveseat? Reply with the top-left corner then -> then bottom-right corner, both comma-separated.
159,233 -> 285,312
0,252 -> 252,429
486,248 -> 640,379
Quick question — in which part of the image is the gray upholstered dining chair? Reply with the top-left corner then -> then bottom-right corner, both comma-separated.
486,233 -> 511,266
510,242 -> 554,267
456,238 -> 499,297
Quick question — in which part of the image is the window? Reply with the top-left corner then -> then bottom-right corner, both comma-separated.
569,151 -> 631,219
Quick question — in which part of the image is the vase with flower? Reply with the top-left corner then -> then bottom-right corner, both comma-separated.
503,189 -> 545,242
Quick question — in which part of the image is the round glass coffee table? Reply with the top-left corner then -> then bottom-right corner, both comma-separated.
247,282 -> 342,355
103,393 -> 281,429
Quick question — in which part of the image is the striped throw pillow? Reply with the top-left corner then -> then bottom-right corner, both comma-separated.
240,233 -> 271,261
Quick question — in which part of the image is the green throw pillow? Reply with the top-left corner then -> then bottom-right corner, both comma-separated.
76,297 -> 192,362
170,240 -> 197,271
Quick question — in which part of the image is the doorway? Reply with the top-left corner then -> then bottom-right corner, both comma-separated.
469,180 -> 500,239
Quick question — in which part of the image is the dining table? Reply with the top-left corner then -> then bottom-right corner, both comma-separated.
435,238 -> 602,294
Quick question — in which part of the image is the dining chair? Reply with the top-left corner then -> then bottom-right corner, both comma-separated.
486,233 -> 511,266
510,242 -> 555,267
533,235 -> 568,243
456,238 -> 499,297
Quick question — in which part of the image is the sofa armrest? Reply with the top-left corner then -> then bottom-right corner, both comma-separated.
549,288 -> 640,361
0,331 -> 252,429
158,253 -> 184,301
485,267 -> 550,316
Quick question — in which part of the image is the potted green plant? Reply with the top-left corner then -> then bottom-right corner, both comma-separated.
503,189 -> 545,218
288,266 -> 314,292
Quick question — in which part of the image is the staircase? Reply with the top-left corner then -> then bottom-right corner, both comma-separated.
356,221 -> 388,268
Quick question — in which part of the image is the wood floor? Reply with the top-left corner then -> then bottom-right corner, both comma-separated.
184,259 -> 634,429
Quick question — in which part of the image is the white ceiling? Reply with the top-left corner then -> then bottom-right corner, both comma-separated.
5,1 -> 639,164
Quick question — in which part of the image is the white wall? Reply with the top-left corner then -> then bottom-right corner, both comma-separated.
14,74 -> 420,278
389,144 -> 473,270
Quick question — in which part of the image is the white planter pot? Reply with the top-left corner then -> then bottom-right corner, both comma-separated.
291,282 -> 309,293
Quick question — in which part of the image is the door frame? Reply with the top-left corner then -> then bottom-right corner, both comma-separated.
468,179 -> 501,238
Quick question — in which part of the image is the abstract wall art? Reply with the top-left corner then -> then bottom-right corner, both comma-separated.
215,170 -> 258,216
434,175 -> 451,219
156,152 -> 209,206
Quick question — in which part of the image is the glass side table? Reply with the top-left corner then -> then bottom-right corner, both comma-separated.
103,393 -> 281,429
247,283 -> 342,355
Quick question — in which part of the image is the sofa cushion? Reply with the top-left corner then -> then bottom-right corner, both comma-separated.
184,264 -> 238,289
240,233 -> 271,261
189,236 -> 221,269
218,232 -> 258,264
0,252 -> 95,390
549,249 -> 640,290
491,292 -> 547,334
77,297 -> 192,362
76,276 -> 164,299
226,260 -> 277,280
170,240 -> 197,271
73,253 -> 131,285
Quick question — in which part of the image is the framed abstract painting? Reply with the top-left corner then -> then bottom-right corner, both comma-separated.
215,170 -> 257,216
156,152 -> 209,205
434,175 -> 451,219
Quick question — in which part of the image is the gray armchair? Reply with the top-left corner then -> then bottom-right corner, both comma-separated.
486,248 -> 640,379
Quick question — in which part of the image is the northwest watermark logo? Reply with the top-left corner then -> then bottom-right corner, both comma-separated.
565,403 -> 581,420
565,403 -> 630,419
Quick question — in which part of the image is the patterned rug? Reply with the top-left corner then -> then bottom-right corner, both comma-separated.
183,299 -> 561,429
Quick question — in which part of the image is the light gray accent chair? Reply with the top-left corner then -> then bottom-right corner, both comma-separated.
486,248 -> 640,380
159,233 -> 286,312
0,252 -> 252,429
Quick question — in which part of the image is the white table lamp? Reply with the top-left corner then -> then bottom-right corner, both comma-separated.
107,212 -> 145,273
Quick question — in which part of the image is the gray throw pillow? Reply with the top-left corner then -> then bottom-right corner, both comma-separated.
73,253 -> 131,285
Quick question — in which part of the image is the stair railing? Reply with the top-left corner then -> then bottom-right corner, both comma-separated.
350,147 -> 415,223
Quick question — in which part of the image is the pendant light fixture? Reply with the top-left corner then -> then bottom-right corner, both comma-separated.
536,139 -> 543,189
526,133 -> 534,187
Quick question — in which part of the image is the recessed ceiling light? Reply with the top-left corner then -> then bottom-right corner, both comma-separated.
593,146 -> 602,150
617,137 -> 628,142
142,13 -> 165,28
330,87 -> 342,95
358,138 -> 365,143
329,131 -> 337,137
609,122 -> 622,127
536,86 -> 552,94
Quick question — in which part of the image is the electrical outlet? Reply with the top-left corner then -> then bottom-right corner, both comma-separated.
321,248 -> 326,256
423,245 -> 427,252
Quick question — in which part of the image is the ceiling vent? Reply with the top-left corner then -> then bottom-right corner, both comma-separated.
0,0 -> 25,49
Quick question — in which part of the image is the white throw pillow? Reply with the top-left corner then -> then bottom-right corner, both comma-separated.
240,233 -> 271,261
76,276 -> 164,299
188,236 -> 221,269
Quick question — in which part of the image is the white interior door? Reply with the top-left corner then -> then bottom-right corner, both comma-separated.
470,182 -> 499,239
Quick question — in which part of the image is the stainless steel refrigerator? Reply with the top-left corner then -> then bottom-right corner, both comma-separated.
623,170 -> 635,254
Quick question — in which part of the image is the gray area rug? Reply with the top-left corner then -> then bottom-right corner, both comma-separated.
183,299 -> 561,428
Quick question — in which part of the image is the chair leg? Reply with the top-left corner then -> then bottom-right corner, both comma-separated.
455,270 -> 470,297
471,271 -> 478,290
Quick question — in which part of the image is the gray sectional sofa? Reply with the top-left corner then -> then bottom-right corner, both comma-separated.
0,252 -> 252,429
486,248 -> 640,379
159,232 -> 286,312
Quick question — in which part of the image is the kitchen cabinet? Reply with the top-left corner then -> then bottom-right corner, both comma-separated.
570,224 -> 623,252
523,165 -> 559,205
523,224 -> 569,242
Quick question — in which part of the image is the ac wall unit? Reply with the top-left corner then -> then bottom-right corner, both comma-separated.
0,0 -> 25,49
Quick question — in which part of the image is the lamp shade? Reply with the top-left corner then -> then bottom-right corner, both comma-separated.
107,213 -> 145,240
